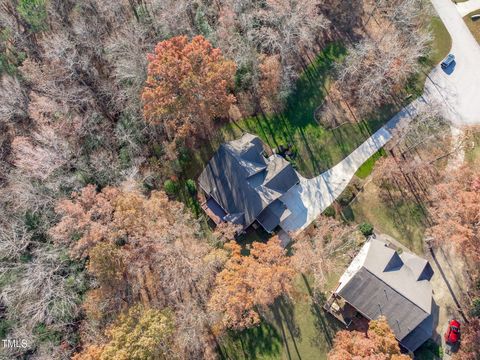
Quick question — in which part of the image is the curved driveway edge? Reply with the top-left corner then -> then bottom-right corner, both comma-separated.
455,0 -> 480,16
279,99 -> 427,232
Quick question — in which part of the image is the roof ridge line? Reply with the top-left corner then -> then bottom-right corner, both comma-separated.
362,266 -> 431,316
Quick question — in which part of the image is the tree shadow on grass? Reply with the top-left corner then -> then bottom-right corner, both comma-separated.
182,136 -> 221,180
283,43 -> 346,130
220,323 -> 283,360
298,126 -> 321,175
386,199 -> 426,253
301,275 -> 342,351
270,296 -> 303,360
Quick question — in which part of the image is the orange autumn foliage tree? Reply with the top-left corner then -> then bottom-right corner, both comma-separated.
71,345 -> 104,360
428,167 -> 480,262
142,35 -> 236,145
328,317 -> 410,360
209,237 -> 294,330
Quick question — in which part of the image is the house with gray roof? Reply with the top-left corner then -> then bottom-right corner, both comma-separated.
327,238 -> 435,352
198,133 -> 299,233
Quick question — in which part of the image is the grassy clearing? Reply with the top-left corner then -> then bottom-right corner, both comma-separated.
464,10 -> 480,44
220,275 -> 343,360
428,17 -> 453,66
219,322 -> 283,360
345,183 -> 426,254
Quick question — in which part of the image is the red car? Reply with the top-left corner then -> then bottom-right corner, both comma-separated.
444,319 -> 461,345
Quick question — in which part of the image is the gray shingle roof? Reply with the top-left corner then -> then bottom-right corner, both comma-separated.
256,199 -> 292,233
336,239 -> 434,351
198,134 -> 299,230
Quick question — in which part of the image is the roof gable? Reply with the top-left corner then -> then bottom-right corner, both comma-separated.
362,240 -> 433,313
384,252 -> 404,272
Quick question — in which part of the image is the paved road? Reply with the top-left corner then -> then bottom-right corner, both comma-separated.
427,0 -> 480,125
279,0 -> 480,233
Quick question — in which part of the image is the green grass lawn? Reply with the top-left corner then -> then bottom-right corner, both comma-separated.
355,149 -> 386,179
464,10 -> 480,44
221,43 -> 395,177
219,275 -> 343,360
428,17 -> 453,66
345,183 -> 427,255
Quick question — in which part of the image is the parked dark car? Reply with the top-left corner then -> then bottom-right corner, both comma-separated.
441,54 -> 455,69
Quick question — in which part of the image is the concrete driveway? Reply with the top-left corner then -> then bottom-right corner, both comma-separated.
279,0 -> 480,233
427,0 -> 480,125
279,99 -> 428,232
455,0 -> 480,16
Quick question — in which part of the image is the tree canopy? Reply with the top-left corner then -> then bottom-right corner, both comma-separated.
428,167 -> 480,262
209,237 -> 294,330
328,317 -> 410,360
142,35 -> 236,146
73,304 -> 176,360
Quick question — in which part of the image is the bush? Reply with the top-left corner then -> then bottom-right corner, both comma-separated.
470,298 -> 480,318
118,147 -> 132,168
33,323 -> 62,345
323,206 -> 336,217
0,29 -> 27,75
17,0 -> 48,32
338,185 -> 356,206
234,63 -> 254,91
185,179 -> 197,196
359,222 -> 374,237
0,319 -> 11,339
163,179 -> 179,196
